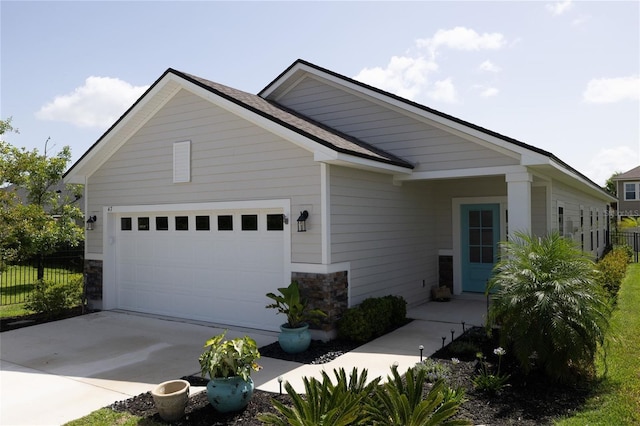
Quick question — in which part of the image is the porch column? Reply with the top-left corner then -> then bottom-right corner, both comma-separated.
506,171 -> 532,235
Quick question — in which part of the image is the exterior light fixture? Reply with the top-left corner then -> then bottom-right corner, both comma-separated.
86,215 -> 97,230
296,210 -> 309,232
419,344 -> 424,362
282,214 -> 289,225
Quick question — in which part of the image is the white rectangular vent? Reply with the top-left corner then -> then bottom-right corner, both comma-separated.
173,140 -> 191,183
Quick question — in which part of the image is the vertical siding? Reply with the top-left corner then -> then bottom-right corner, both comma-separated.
275,77 -> 519,171
87,89 -> 322,262
329,166 -> 434,306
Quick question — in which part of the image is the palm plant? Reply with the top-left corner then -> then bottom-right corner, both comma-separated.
487,232 -> 611,383
366,365 -> 469,426
258,367 -> 379,426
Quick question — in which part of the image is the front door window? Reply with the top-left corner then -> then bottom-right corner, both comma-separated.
461,204 -> 500,292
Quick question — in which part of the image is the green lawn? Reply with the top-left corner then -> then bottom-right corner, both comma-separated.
556,263 -> 640,425
1,265 -> 82,313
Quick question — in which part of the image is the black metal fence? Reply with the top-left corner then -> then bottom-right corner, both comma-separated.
1,247 -> 84,305
610,231 -> 640,263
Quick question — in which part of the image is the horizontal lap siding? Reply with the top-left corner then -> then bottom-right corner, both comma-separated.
330,166 -> 434,306
277,78 -> 518,171
551,180 -> 609,257
87,89 -> 322,262
531,186 -> 547,237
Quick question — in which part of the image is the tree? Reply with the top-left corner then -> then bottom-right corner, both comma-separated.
487,232 -> 611,383
604,172 -> 619,197
0,118 -> 84,278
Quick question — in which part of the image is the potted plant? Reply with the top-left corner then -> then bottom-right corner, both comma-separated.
266,280 -> 327,353
198,330 -> 261,413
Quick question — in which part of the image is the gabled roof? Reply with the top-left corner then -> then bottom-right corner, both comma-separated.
64,67 -> 413,183
612,165 -> 640,180
260,59 -> 613,201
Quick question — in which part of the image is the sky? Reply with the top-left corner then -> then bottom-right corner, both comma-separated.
1,1 -> 639,186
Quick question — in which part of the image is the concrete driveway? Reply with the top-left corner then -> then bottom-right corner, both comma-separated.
1,297 -> 487,425
0,311 -> 281,425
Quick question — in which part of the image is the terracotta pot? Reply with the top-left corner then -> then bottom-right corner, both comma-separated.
151,379 -> 190,421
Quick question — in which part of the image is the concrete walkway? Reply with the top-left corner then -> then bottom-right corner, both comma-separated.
0,297 -> 486,425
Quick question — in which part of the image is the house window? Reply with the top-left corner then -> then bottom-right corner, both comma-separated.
156,216 -> 169,231
138,217 -> 150,231
196,215 -> 210,231
218,215 -> 233,231
241,214 -> 258,231
580,207 -> 584,229
121,217 -> 132,231
558,204 -> 565,237
624,182 -> 639,200
175,216 -> 189,231
267,214 -> 284,231
173,140 -> 191,183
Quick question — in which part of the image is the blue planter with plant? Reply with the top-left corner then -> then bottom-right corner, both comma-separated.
198,331 -> 261,412
266,281 -> 327,353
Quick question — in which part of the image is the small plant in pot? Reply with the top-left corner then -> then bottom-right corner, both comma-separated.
266,280 -> 327,354
198,330 -> 261,413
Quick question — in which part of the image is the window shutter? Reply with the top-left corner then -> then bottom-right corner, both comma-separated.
173,141 -> 191,183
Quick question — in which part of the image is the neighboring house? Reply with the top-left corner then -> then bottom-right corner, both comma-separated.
611,165 -> 640,223
64,60 -> 615,335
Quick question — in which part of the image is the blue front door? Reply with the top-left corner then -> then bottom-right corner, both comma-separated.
461,204 -> 500,293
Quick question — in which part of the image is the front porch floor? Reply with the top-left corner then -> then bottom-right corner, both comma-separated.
407,293 -> 489,328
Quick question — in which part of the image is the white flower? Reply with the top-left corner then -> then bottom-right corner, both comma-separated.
494,347 -> 506,356
451,357 -> 460,365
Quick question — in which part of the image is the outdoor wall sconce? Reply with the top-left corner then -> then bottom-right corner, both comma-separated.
282,214 -> 289,225
297,210 -> 309,232
86,215 -> 97,230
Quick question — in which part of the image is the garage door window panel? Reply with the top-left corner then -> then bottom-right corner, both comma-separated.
241,214 -> 258,231
138,217 -> 150,231
218,215 -> 233,231
267,214 -> 284,231
196,215 -> 210,231
175,216 -> 189,231
156,216 -> 169,231
121,217 -> 132,231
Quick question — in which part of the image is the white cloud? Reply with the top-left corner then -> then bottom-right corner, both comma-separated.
427,78 -> 459,103
586,145 -> 640,186
480,87 -> 499,98
571,15 -> 591,27
36,76 -> 149,128
417,27 -> 506,56
479,60 -> 501,73
582,76 -> 640,104
546,0 -> 573,16
354,55 -> 437,100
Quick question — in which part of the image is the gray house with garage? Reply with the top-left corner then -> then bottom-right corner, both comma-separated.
64,59 -> 615,335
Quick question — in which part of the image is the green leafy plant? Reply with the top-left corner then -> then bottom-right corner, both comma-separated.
337,295 -> 407,343
24,277 -> 83,318
258,367 -> 380,426
266,281 -> 327,328
366,364 -> 469,425
487,232 -> 611,383
414,358 -> 451,383
473,347 -> 510,394
597,247 -> 630,298
198,331 -> 261,382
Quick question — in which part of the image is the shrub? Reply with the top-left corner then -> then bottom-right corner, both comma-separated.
25,277 -> 83,318
366,364 -> 469,425
414,358 -> 451,383
258,367 -> 380,426
337,307 -> 372,343
337,295 -> 407,343
597,247 -> 630,298
487,232 -> 611,384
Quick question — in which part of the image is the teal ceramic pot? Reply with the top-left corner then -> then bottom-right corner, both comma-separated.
206,376 -> 254,413
278,323 -> 311,353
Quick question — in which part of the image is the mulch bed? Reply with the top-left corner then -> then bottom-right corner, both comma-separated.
109,327 -> 593,425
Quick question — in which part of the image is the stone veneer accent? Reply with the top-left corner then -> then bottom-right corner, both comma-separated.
84,259 -> 103,310
292,270 -> 349,332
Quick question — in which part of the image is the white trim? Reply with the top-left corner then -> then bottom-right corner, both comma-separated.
101,199 -> 292,311
394,165 -> 525,182
452,196 -> 507,295
321,163 -> 331,264
291,262 -> 350,275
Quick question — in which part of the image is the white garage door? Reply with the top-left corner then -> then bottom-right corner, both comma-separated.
115,208 -> 286,331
